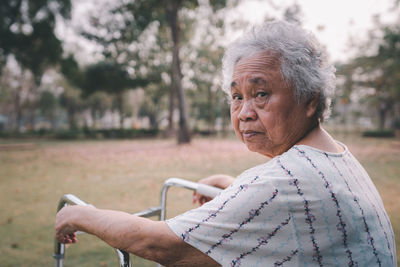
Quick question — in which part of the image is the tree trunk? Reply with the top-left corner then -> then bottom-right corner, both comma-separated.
221,101 -> 230,137
67,105 -> 77,130
26,75 -> 41,132
13,88 -> 22,133
26,91 -> 38,132
91,110 -> 98,129
165,0 -> 191,144
117,92 -> 124,129
50,113 -> 56,130
377,99 -> 393,130
165,71 -> 176,137
149,113 -> 159,130
378,102 -> 387,130
208,87 -> 215,134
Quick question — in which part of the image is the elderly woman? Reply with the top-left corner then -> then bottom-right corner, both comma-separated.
55,21 -> 396,266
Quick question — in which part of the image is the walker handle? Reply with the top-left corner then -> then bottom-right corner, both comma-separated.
162,178 -> 222,198
196,183 -> 222,198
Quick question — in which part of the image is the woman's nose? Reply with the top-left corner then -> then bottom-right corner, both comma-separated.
238,100 -> 257,121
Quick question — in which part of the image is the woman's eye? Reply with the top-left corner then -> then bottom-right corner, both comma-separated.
232,94 -> 242,101
256,91 -> 267,98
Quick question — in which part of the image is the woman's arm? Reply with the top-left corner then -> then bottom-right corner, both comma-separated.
55,205 -> 219,266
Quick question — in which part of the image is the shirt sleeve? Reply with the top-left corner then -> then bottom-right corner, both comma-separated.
166,162 -> 294,266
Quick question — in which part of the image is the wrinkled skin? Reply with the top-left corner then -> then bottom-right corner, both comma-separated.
230,51 -> 317,158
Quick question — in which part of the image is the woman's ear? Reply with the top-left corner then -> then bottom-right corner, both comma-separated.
306,94 -> 319,119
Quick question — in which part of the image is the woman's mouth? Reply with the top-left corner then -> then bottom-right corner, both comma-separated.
242,131 -> 262,139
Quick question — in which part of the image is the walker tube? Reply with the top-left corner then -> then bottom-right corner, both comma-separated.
196,184 -> 222,198
162,178 -> 222,197
160,178 -> 222,220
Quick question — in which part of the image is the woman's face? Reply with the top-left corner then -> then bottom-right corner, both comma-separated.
230,52 -> 311,157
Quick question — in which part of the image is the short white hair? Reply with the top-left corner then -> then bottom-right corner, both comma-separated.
222,20 -> 336,121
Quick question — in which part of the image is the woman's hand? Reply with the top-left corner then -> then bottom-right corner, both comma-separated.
193,174 -> 235,206
55,205 -> 93,244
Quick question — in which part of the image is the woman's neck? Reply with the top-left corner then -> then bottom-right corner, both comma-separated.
296,125 -> 344,153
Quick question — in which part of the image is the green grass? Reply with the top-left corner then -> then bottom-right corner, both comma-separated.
0,135 -> 399,266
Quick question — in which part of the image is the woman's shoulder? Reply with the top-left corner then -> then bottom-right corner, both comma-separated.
237,157 -> 278,180
290,141 -> 349,157
238,141 -> 352,184
235,152 -> 298,184
277,142 -> 349,171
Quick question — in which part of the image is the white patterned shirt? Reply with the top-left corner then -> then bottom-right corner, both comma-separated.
166,143 -> 396,266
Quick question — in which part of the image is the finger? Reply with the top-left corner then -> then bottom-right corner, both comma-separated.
192,192 -> 198,204
67,234 -> 75,243
199,196 -> 207,206
69,233 -> 77,243
61,237 -> 70,244
199,196 -> 212,206
56,233 -> 73,244
68,233 -> 76,239
63,235 -> 77,244
193,192 -> 203,205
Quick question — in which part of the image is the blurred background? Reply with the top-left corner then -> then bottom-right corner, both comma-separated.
0,0 -> 399,140
0,0 -> 399,266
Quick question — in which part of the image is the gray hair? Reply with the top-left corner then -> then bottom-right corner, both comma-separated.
222,20 -> 336,121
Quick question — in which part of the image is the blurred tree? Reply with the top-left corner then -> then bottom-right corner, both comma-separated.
283,2 -> 303,25
139,82 -> 169,130
0,0 -> 72,128
0,0 -> 71,71
335,62 -> 355,125
372,27 -> 400,129
338,25 -> 400,130
77,1 -> 157,130
87,92 -> 112,129
164,0 -> 191,143
59,54 -> 85,130
60,54 -> 84,89
38,90 -> 58,129
130,19 -> 171,133
187,16 -> 225,134
164,0 -> 229,142
81,0 -> 230,143
59,79 -> 82,130
83,61 -> 148,129
0,60 -> 34,131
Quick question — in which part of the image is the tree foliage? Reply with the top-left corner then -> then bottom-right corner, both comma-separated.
337,25 -> 400,130
38,90 -> 58,128
0,0 -> 71,79
83,61 -> 149,128
0,0 -> 72,131
76,0 -> 230,143
59,78 -> 82,130
83,62 -> 146,95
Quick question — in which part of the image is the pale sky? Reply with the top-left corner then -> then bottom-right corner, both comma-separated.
237,0 -> 398,62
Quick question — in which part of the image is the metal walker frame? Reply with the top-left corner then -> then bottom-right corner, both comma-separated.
53,178 -> 221,267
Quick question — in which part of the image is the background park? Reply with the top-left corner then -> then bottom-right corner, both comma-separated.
0,0 -> 399,266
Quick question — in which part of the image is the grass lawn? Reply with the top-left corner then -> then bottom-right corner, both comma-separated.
0,135 -> 399,266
